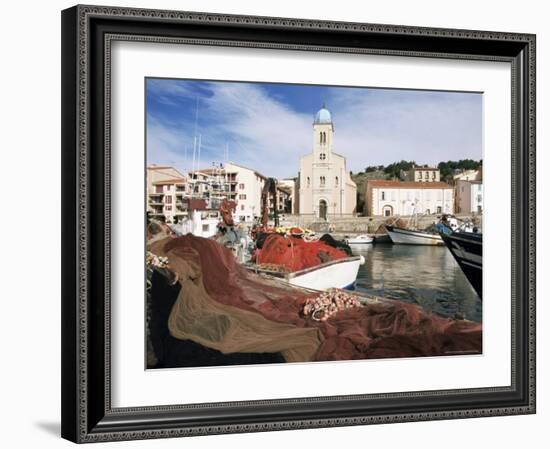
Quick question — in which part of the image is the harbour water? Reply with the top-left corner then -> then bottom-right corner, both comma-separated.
352,244 -> 482,323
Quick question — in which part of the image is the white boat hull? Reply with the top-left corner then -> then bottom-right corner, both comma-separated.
345,235 -> 373,245
250,256 -> 364,290
386,226 -> 443,245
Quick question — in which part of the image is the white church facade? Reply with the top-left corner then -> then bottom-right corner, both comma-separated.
298,106 -> 357,219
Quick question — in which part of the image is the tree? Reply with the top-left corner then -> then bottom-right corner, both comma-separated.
438,159 -> 482,182
383,160 -> 416,179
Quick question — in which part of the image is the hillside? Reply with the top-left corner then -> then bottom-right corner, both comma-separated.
351,170 -> 390,214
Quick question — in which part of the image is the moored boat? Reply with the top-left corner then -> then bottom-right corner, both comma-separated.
440,231 -> 482,299
247,255 -> 364,291
345,234 -> 373,245
385,224 -> 444,245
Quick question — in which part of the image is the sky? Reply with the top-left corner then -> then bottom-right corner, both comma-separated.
146,78 -> 482,179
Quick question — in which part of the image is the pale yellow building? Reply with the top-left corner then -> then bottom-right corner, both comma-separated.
298,106 -> 356,219
401,166 -> 441,182
146,165 -> 189,223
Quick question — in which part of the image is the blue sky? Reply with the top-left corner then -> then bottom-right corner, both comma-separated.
146,78 -> 482,179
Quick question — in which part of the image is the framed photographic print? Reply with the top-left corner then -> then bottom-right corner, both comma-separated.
61,4 -> 536,443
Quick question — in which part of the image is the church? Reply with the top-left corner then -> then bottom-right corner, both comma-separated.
298,105 -> 357,218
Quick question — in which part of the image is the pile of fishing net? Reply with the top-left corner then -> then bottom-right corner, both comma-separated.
147,228 -> 482,364
302,289 -> 362,322
254,233 -> 348,272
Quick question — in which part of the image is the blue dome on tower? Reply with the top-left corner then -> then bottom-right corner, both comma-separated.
314,105 -> 332,124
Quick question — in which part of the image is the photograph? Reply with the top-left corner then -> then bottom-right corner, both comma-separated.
145,78 -> 484,369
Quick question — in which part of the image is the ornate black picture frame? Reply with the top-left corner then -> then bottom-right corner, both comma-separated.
61,4 -> 536,443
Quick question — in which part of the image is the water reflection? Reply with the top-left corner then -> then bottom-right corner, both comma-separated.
353,244 -> 482,323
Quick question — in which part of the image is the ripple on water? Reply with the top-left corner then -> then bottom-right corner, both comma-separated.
352,245 -> 482,323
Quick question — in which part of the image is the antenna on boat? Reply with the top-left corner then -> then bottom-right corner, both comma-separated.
191,96 -> 200,186
197,134 -> 202,172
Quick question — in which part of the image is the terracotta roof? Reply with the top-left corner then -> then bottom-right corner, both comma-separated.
224,162 -> 267,179
147,165 -> 172,170
366,180 -> 452,189
153,178 -> 186,185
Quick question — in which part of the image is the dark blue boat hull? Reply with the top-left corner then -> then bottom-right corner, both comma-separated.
441,231 -> 483,299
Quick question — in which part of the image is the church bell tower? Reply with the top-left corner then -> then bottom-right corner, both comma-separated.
313,104 -> 334,162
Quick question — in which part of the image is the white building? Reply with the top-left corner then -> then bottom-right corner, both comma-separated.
298,106 -> 357,219
453,168 -> 482,182
365,180 -> 454,217
224,162 -> 266,222
455,180 -> 483,214
195,162 -> 266,223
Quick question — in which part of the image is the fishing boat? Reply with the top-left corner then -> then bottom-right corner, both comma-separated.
440,231 -> 482,299
345,234 -> 373,245
385,224 -> 444,245
247,255 -> 365,291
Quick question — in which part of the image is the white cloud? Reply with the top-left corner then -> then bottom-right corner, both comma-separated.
326,88 -> 482,172
147,81 -> 482,178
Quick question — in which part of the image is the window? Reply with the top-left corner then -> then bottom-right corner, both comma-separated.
437,206 -> 442,213
239,194 -> 247,200
241,204 -> 245,211
306,177 -> 310,187
202,224 -> 209,232
335,176 -> 339,186
320,176 -> 326,186
155,185 -> 163,193
381,191 -> 385,200
432,171 -> 436,179
319,153 -> 326,160
165,206 -> 172,211
239,183 -> 245,189
165,185 -> 171,191
165,196 -> 172,204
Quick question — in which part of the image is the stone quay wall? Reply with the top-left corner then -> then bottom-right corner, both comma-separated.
278,214 -> 483,235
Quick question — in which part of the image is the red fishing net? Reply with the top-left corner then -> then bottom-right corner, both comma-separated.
255,233 -> 348,272
148,231 -> 482,363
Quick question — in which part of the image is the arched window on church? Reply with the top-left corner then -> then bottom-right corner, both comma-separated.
320,176 -> 325,186
320,153 -> 326,160
335,176 -> 339,186
306,177 -> 310,187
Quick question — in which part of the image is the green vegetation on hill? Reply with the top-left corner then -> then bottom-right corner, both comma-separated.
438,159 -> 482,183
351,170 -> 390,214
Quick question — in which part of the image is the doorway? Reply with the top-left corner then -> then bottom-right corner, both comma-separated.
319,199 -> 327,220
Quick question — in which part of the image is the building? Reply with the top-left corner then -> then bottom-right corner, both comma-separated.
298,105 -> 357,219
146,165 -> 189,223
277,178 -> 298,214
453,168 -> 482,183
194,162 -> 266,223
400,166 -> 441,182
455,180 -> 483,214
190,164 -> 238,210
365,180 -> 454,217
224,162 -> 266,222
269,185 -> 292,215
